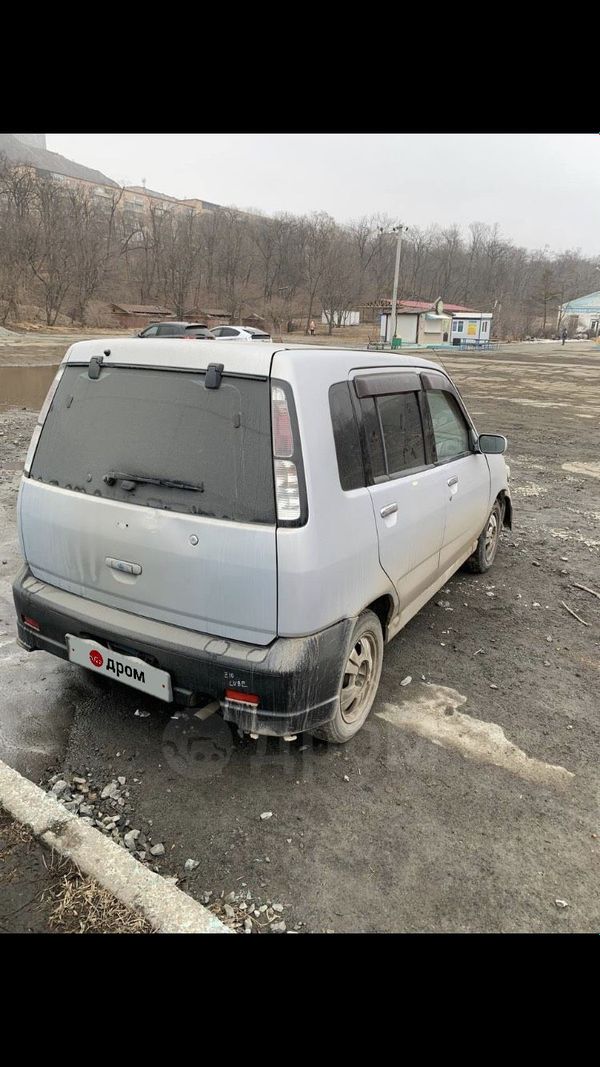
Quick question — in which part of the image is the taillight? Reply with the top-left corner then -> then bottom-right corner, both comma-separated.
24,363 -> 66,476
271,383 -> 301,521
224,689 -> 260,707
22,615 -> 40,631
271,386 -> 293,457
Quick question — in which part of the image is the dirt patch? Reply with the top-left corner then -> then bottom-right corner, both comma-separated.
562,462 -> 600,480
0,808 -> 151,933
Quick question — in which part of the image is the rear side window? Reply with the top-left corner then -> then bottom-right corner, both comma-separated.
31,365 -> 275,524
157,323 -> 184,336
376,392 -> 426,475
360,392 -> 426,480
329,382 -> 364,490
426,390 -> 471,461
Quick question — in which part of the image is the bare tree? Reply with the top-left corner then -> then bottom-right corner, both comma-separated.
528,262 -> 561,335
24,176 -> 79,325
67,186 -> 123,323
156,209 -> 202,318
2,158 -> 600,343
0,157 -> 35,322
298,212 -> 336,334
214,208 -> 255,319
319,229 -> 360,334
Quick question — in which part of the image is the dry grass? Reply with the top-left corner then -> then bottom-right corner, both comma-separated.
1,810 -> 152,934
45,866 -> 153,934
0,814 -> 35,850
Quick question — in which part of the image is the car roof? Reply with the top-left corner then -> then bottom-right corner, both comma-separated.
63,338 -> 444,378
220,325 -> 267,331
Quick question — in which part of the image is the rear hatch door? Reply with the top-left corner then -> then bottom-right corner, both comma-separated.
20,361 -> 277,645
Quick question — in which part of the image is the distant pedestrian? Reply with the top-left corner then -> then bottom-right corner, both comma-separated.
561,327 -> 567,346
309,320 -> 316,336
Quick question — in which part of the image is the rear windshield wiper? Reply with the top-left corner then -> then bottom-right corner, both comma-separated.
103,471 -> 204,493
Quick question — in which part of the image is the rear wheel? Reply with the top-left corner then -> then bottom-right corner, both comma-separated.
465,499 -> 503,574
312,610 -> 384,743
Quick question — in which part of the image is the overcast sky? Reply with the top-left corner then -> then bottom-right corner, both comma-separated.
47,134 -> 600,257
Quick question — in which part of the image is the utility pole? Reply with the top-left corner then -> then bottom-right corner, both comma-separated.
381,224 -> 408,343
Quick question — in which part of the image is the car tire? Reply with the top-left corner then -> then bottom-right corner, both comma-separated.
465,499 -> 503,574
312,610 -> 384,743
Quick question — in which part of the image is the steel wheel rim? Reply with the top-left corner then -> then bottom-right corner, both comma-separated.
484,511 -> 499,564
340,632 -> 378,724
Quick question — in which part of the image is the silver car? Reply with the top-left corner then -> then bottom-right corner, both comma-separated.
14,340 -> 511,743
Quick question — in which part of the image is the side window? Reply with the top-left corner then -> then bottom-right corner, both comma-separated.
329,383 -> 365,491
360,391 -> 426,479
427,390 -> 471,462
220,327 -> 237,337
142,325 -> 159,336
360,397 -> 386,479
377,393 -> 426,475
157,324 -> 183,336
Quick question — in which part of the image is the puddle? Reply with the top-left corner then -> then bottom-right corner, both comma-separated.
562,461 -> 600,480
0,365 -> 59,413
377,682 -> 574,788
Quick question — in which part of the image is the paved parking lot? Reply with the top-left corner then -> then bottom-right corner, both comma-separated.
1,340 -> 599,932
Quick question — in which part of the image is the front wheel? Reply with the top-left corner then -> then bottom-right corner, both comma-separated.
465,500 -> 503,574
312,610 -> 384,743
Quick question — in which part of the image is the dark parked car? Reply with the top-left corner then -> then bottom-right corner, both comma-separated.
137,321 -> 214,339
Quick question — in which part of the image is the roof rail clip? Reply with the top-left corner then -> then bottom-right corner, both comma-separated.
205,362 -> 224,389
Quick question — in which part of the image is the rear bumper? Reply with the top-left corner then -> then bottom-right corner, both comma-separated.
13,566 -> 352,737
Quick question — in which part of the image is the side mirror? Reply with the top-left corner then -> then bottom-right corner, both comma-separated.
478,433 -> 507,455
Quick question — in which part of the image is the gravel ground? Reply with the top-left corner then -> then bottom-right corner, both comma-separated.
0,339 -> 599,933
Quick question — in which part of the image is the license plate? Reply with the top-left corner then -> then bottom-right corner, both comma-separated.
67,635 -> 173,702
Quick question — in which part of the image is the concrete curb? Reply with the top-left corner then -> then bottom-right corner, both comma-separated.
0,759 -> 230,934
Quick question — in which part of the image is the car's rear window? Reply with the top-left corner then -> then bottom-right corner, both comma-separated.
31,365 -> 276,523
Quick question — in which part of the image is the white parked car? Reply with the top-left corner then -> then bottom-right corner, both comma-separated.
210,325 -> 271,341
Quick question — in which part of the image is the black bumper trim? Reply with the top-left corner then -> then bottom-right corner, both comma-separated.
13,566 -> 353,736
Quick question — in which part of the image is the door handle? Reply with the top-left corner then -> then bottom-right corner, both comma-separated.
447,475 -> 459,486
380,503 -> 398,518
